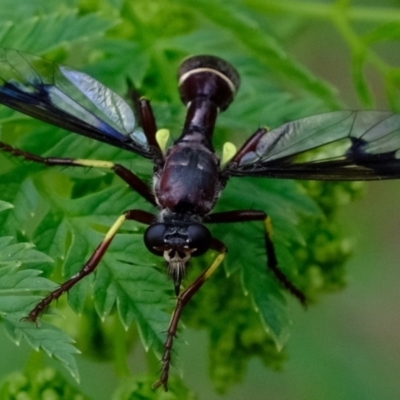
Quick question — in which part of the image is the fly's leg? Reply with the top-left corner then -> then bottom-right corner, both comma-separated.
125,80 -> 163,160
26,210 -> 155,322
206,210 -> 307,306
153,238 -> 227,391
0,142 -> 157,206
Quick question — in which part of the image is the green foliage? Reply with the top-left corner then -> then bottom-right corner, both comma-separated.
0,8 -> 116,55
0,204 -> 81,381
0,367 -> 89,400
185,264 -> 287,393
0,0 -> 398,398
112,376 -> 198,400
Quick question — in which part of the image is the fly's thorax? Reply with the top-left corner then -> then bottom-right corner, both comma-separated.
154,142 -> 222,215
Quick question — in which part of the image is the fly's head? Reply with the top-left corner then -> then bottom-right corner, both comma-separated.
144,223 -> 211,295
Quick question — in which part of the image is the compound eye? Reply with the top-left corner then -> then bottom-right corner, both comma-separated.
144,224 -> 168,255
187,224 -> 211,256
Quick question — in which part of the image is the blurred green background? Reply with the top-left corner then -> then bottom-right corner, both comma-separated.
0,0 -> 400,399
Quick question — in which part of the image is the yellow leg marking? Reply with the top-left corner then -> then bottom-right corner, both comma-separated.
156,129 -> 170,154
104,214 -> 127,241
203,252 -> 226,281
181,252 -> 226,297
221,141 -> 237,167
264,216 -> 273,237
74,159 -> 115,169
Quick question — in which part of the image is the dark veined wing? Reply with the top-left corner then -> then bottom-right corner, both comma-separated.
0,48 -> 152,157
226,111 -> 400,180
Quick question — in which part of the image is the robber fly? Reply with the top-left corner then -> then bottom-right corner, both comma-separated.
0,49 -> 399,389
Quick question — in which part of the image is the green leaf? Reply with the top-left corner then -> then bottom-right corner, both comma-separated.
0,0 -> 68,21
0,265 -> 55,293
0,200 -> 13,213
0,239 -> 52,266
83,39 -> 151,92
3,317 -> 80,381
0,234 -> 81,380
0,238 -> 54,299
212,178 -> 320,346
241,254 -> 291,346
0,7 -> 116,54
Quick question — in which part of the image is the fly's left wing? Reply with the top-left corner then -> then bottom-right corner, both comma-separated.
0,49 -> 152,158
226,111 -> 400,180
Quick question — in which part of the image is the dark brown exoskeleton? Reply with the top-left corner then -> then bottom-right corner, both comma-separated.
147,56 -> 241,294
2,49 -> 398,390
